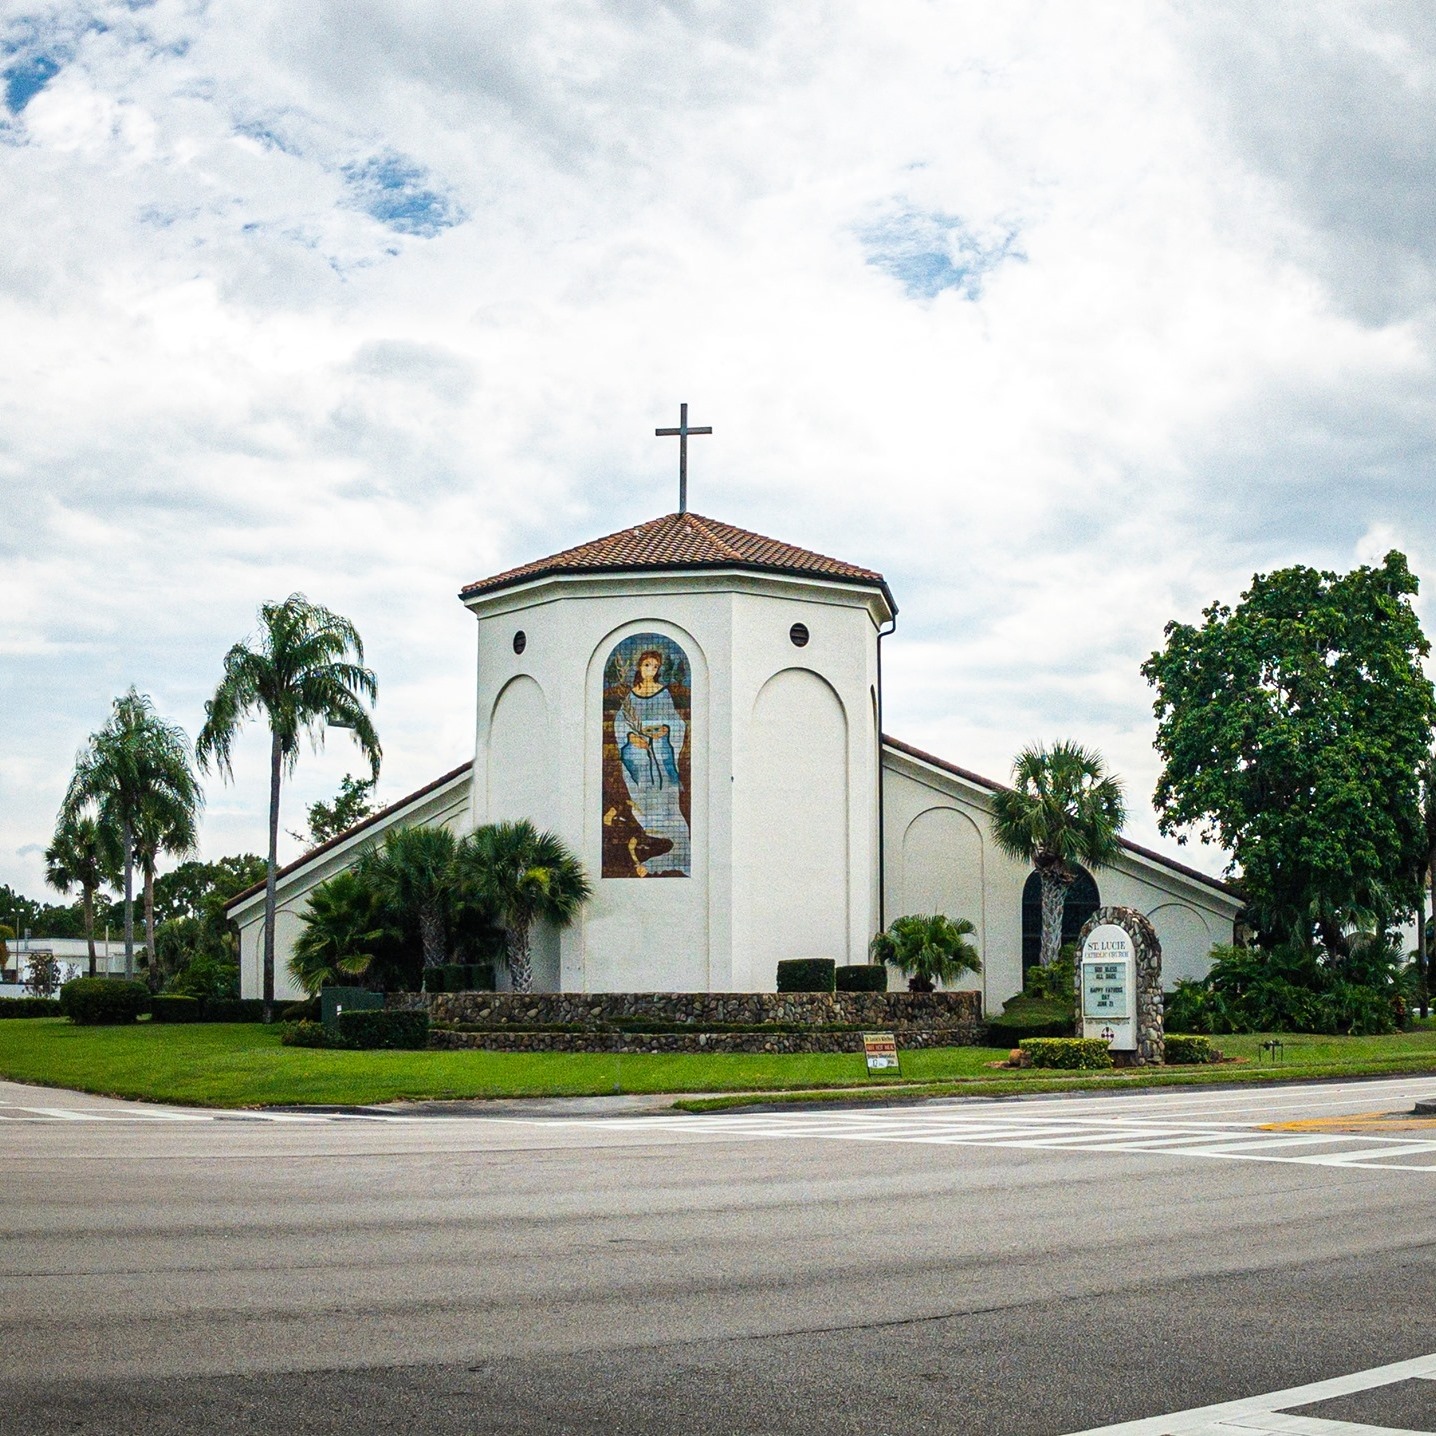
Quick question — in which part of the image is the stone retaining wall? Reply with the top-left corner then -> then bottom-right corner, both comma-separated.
391,989 -> 983,1035
426,1026 -> 975,1055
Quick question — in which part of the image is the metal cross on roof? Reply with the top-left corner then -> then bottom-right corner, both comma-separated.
655,403 -> 712,515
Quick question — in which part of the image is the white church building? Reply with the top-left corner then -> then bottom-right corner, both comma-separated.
231,509 -> 1241,1010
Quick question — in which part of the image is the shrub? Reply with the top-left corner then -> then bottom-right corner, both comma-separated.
59,978 -> 150,1026
204,998 -> 269,1023
776,959 -> 836,993
1019,1037 -> 1114,1070
336,1009 -> 429,1050
280,1020 -> 336,1048
835,964 -> 887,993
150,995 -> 204,1024
1165,1034 -> 1219,1065
0,998 -> 62,1018
425,963 -> 497,993
986,996 -> 1073,1045
280,997 -> 321,1023
1023,949 -> 1077,1003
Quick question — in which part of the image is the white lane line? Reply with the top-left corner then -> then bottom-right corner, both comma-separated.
1063,1353 -> 1436,1434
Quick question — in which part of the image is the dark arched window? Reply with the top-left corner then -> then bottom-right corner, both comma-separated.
1021,867 -> 1099,973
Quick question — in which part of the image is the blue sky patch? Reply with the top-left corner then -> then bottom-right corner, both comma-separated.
4,51 -> 60,113
342,153 -> 465,238
860,207 -> 1023,300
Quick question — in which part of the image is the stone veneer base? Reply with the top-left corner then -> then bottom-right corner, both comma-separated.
390,990 -> 985,1053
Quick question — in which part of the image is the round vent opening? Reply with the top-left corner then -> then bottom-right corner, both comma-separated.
512,630 -> 527,655
789,622 -> 810,648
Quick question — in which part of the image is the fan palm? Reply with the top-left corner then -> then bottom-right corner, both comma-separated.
457,821 -> 591,993
61,689 -> 203,980
357,825 -> 459,972
44,813 -> 120,976
291,870 -> 388,995
197,595 -> 380,1021
870,913 -> 981,993
991,741 -> 1126,967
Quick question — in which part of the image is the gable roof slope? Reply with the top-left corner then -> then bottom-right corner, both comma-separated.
461,510 -> 895,610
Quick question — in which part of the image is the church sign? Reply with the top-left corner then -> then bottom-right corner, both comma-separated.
601,633 -> 692,879
1075,907 -> 1165,1065
862,1032 -> 900,1072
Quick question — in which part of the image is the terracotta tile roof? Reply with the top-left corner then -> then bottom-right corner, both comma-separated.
460,511 -> 895,610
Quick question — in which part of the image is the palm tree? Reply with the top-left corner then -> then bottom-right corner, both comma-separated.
870,913 -> 981,993
358,825 -> 458,972
44,814 -> 119,977
132,791 -> 200,983
291,870 -> 387,995
61,689 -> 203,980
457,821 -> 591,993
197,595 -> 380,1021
991,740 -> 1126,967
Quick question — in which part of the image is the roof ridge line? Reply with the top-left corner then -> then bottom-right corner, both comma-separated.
680,511 -> 746,561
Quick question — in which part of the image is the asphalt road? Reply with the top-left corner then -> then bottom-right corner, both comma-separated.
1,1075 -> 1434,1435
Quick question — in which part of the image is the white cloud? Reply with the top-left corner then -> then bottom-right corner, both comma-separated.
3,0 -> 1435,899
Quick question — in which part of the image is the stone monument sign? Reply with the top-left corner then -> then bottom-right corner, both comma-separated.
1075,906 -> 1164,1065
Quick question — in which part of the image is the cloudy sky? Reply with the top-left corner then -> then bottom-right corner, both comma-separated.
3,0 -> 1434,901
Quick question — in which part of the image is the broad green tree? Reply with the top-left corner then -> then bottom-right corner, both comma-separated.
44,814 -> 119,976
61,689 -> 203,980
991,741 -> 1126,967
870,913 -> 981,992
294,774 -> 377,847
197,595 -> 380,1021
457,821 -> 591,993
1142,551 -> 1436,949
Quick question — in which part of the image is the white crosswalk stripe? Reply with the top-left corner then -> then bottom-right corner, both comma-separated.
573,1106 -> 1436,1172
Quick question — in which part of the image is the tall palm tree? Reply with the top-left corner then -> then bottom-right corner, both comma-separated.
457,821 -> 591,993
358,825 -> 458,972
991,740 -> 1127,967
870,913 -> 981,993
132,791 -> 200,982
44,813 -> 119,977
62,689 -> 203,980
196,595 -> 380,1021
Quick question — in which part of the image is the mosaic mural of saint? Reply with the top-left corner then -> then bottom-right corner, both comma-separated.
602,634 -> 691,878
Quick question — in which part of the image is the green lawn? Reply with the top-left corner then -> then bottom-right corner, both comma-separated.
0,1019 -> 1434,1110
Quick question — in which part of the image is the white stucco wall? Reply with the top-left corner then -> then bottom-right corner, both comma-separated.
881,742 -> 1242,1013
467,569 -> 887,992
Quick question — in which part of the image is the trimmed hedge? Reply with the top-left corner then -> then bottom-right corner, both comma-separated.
1019,1037 -> 1114,1070
0,997 -> 62,1018
835,964 -> 887,993
338,1009 -> 429,1050
59,978 -> 150,1026
1165,1034 -> 1220,1065
204,998 -> 269,1023
776,959 -> 836,993
280,997 -> 321,1023
150,995 -> 204,1024
281,1010 -> 430,1051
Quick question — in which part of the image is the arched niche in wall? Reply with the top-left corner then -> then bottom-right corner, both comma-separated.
487,674 -> 552,826
1021,866 -> 1099,974
1145,902 -> 1213,989
743,667 -> 849,967
899,806 -> 985,959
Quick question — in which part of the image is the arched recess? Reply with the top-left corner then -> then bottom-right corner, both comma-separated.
741,668 -> 849,973
487,674 -> 552,827
1146,902 -> 1213,989
1021,866 -> 1099,973
899,807 -> 985,970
